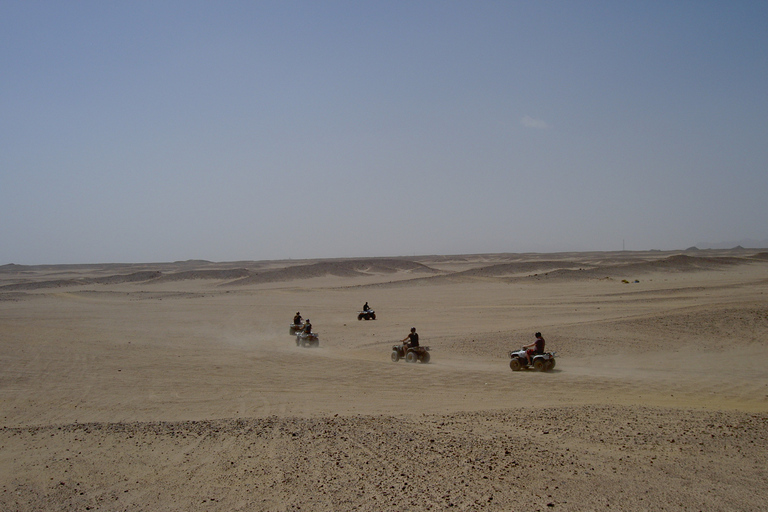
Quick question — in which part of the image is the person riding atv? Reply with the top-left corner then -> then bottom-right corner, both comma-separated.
295,318 -> 319,347
358,302 -> 376,320
523,332 -> 545,366
509,332 -> 556,371
289,312 -> 305,334
390,327 -> 430,363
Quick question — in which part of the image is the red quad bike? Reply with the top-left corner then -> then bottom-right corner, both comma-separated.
391,344 -> 430,363
296,332 -> 320,348
508,347 -> 556,372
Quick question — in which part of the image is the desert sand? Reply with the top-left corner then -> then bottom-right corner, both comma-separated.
1,249 -> 767,511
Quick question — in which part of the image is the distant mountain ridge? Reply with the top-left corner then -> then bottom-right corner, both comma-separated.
694,238 -> 768,250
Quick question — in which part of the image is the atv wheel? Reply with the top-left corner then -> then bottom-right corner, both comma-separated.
391,351 -> 400,362
533,359 -> 546,372
547,359 -> 556,371
358,313 -> 364,320
509,358 -> 522,371
370,313 -> 376,320
405,351 -> 418,363
296,338 -> 301,346
419,352 -> 430,364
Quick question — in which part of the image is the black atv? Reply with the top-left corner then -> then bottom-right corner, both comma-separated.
391,344 -> 430,363
358,309 -> 376,320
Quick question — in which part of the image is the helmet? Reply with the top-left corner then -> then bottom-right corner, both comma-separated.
411,327 -> 416,332
535,332 -> 541,337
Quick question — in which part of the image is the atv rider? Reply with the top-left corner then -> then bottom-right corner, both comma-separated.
523,332 -> 545,366
303,319 -> 312,334
402,327 -> 419,349
362,302 -> 370,312
293,312 -> 302,325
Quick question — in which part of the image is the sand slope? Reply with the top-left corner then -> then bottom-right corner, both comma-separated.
2,250 -> 767,511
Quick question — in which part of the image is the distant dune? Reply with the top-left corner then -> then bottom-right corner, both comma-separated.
453,260 -> 587,277
499,253 -> 750,282
2,251 -> 767,292
153,269 -> 250,283
227,258 -> 440,285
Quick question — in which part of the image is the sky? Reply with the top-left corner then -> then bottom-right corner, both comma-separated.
2,1 -> 767,264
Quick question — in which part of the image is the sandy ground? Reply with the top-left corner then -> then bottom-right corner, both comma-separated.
1,250 -> 767,511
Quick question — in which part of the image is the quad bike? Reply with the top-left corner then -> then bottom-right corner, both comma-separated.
357,309 -> 376,320
289,323 -> 305,335
391,344 -> 430,363
296,332 -> 320,348
508,347 -> 556,372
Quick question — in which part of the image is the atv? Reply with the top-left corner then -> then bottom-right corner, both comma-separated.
508,347 -> 556,372
296,332 -> 320,348
357,309 -> 376,320
289,322 -> 305,335
391,344 -> 430,363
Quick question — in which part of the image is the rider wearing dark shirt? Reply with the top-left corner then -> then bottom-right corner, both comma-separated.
524,332 -> 545,365
402,327 -> 419,348
293,312 -> 302,325
304,319 -> 312,334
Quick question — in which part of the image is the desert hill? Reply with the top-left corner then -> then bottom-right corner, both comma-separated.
2,251 -> 765,293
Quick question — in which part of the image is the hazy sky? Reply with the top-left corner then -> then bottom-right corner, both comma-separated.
2,1 -> 767,264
